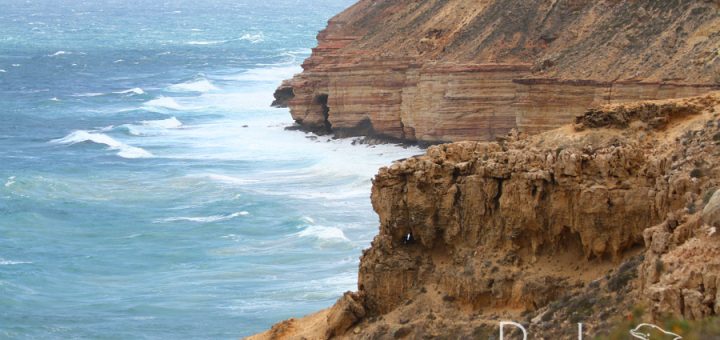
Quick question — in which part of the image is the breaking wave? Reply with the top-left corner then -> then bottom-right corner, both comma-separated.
167,79 -> 218,93
297,225 -> 350,242
51,131 -> 153,159
114,88 -> 145,95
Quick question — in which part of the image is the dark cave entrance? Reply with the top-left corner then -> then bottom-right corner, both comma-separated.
316,94 -> 332,133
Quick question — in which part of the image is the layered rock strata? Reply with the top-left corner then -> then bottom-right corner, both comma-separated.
275,0 -> 720,143
251,93 -> 720,339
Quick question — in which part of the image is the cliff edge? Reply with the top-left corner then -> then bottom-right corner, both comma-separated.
252,92 -> 720,339
274,0 -> 719,143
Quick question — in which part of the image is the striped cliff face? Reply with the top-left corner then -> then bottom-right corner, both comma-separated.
275,0 -> 720,144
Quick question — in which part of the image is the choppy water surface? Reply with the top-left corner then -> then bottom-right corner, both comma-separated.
0,1 -> 422,338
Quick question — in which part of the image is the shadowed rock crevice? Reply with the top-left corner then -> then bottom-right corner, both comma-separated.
316,93 -> 332,133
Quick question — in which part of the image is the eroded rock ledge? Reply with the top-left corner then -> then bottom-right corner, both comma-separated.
251,93 -> 720,339
275,0 -> 720,144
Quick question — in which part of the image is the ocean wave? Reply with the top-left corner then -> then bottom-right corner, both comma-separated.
140,117 -> 182,129
50,130 -> 153,159
239,33 -> 264,44
72,92 -> 105,97
297,225 -> 349,242
48,50 -> 70,57
167,79 -> 218,93
185,33 -> 263,46
186,40 -> 227,46
156,211 -> 249,223
4,176 -> 16,187
114,87 -> 145,95
219,65 -> 301,82
143,97 -> 186,111
195,173 -> 258,185
123,117 -> 183,136
72,88 -> 145,98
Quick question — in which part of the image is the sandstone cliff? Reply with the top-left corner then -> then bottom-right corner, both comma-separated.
251,93 -> 720,339
274,0 -> 720,143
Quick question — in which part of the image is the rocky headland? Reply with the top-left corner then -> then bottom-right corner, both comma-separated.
254,0 -> 720,338
253,91 -> 720,339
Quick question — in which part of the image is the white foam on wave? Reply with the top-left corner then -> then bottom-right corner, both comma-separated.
0,258 -> 32,265
73,88 -> 144,98
186,34 -> 263,46
167,79 -> 218,93
187,40 -> 227,46
114,87 -> 145,95
220,65 -> 302,82
48,51 -> 70,57
156,211 -> 249,223
73,92 -> 105,97
50,97 -> 59,101
239,33 -> 264,44
298,225 -> 349,242
0,69 -> 6,73
194,173 -> 258,185
4,176 -> 16,187
51,130 -> 153,159
124,117 -> 183,136
141,117 -> 182,129
143,97 -> 186,111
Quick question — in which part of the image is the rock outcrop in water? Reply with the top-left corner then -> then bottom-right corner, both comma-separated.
274,0 -> 719,144
251,92 -> 720,339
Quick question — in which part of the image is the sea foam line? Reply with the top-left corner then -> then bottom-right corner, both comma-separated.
0,258 -> 32,265
297,225 -> 349,242
114,87 -> 145,95
143,97 -> 187,111
48,51 -> 70,57
155,211 -> 249,223
122,117 -> 183,136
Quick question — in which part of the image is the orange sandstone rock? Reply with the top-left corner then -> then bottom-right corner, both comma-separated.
274,0 -> 720,143
251,93 -> 720,339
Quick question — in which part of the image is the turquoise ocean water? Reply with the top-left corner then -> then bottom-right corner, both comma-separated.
0,1 -> 421,338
